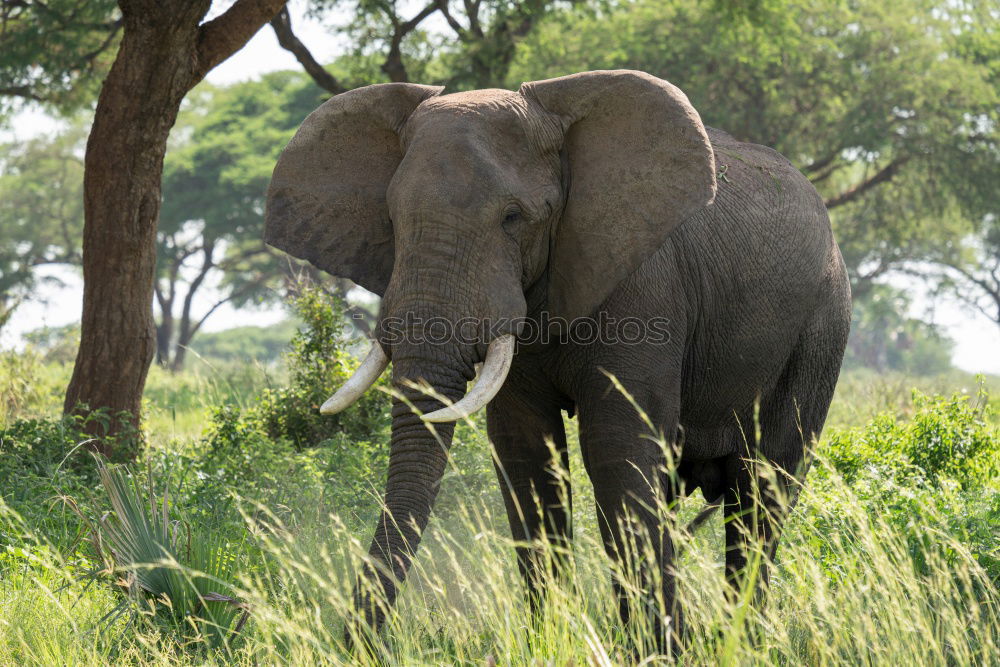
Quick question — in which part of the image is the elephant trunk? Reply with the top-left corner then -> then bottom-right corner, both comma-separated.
348,346 -> 469,641
348,224 -> 522,642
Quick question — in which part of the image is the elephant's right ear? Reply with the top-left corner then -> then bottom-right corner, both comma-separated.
265,83 -> 443,296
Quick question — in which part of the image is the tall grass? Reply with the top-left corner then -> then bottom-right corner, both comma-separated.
228,428 -> 997,665
2,443 -> 997,664
2,330 -> 997,664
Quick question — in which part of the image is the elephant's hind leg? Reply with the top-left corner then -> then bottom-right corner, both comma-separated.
486,377 -> 572,612
724,300 -> 849,595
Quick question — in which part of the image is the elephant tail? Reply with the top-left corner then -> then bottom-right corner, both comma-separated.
683,494 -> 724,537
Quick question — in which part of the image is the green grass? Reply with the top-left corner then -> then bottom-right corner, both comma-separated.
3,452 -> 996,664
1,345 -> 998,664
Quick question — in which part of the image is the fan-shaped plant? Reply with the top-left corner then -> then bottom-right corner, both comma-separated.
79,456 -> 255,649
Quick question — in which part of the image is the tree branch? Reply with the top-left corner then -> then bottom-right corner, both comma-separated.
509,0 -> 547,40
400,1 -> 438,34
0,85 -> 46,102
436,0 -> 468,38
176,241 -> 216,349
802,147 -> 842,175
78,18 -> 123,67
808,161 -> 840,185
943,262 -> 1000,320
464,0 -> 484,37
269,6 -> 346,94
216,244 -> 270,271
153,282 -> 169,316
824,157 -> 909,210
382,1 -> 439,83
188,279 -> 261,340
195,0 -> 288,82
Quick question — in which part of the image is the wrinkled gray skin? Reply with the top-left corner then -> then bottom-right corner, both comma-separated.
265,70 -> 851,648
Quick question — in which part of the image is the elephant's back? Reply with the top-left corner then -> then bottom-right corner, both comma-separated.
629,129 -> 845,425
682,128 -> 835,293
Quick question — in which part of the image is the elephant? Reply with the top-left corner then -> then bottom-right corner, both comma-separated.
264,69 -> 851,649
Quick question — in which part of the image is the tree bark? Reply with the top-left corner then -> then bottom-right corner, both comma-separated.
63,0 -> 286,452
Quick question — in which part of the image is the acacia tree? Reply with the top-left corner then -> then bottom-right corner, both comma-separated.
153,73 -> 311,370
268,0 -> 565,95
0,125 -> 86,329
62,0 -> 287,447
510,0 -> 999,297
0,0 -> 121,115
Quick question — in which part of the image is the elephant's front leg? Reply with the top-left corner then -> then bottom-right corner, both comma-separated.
579,381 -> 684,654
486,382 -> 571,612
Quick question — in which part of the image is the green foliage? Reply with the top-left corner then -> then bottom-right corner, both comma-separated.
0,0 -> 120,118
824,383 -> 998,488
0,124 -> 86,323
193,286 -> 390,519
819,384 -> 1000,579
22,323 -> 82,365
0,411 -> 135,553
161,72 -> 322,242
252,287 -> 390,450
0,348 -> 50,421
141,361 -> 272,443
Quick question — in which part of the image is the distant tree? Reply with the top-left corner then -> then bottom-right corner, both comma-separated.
0,0 -> 121,117
921,13 -> 1000,332
0,68 -> 374,368
923,215 -> 1000,331
269,0 -> 566,94
842,285 -> 954,375
63,0 -> 287,451
23,322 -> 81,364
155,72 -> 377,370
510,0 -> 999,296
188,320 -> 298,364
154,73 -> 317,371
0,124 -> 86,328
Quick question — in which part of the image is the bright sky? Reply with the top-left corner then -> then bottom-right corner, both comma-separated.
2,2 -> 999,374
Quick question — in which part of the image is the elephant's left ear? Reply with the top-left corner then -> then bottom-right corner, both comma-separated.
520,70 -> 716,322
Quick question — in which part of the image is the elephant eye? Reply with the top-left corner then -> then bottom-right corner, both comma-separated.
502,207 -> 522,226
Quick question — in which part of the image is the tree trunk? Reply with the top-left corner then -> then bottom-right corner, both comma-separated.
64,16 -> 202,449
155,314 -> 174,367
63,0 -> 287,453
171,327 -> 193,373
169,241 -> 214,373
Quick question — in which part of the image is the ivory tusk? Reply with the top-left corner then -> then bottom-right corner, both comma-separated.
319,341 -> 389,415
422,334 -> 515,422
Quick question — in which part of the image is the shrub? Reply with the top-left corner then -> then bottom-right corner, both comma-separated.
0,410 -> 142,554
823,382 -> 998,488
189,287 -> 392,525
253,287 -> 390,450
74,456 -> 261,651
816,383 -> 1000,581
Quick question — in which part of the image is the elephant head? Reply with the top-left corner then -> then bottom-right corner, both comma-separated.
264,70 -> 716,634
